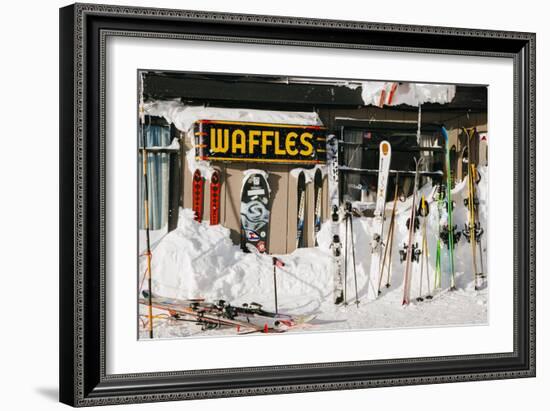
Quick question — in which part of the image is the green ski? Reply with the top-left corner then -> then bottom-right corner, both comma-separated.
442,126 -> 457,290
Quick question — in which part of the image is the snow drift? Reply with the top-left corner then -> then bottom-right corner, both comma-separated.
139,168 -> 488,336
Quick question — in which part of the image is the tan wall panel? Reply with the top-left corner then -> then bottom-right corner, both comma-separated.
265,165 -> 289,255
222,164 -> 247,246
287,173 -> 298,254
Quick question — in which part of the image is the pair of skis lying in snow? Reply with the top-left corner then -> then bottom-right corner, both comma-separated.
139,292 -> 316,335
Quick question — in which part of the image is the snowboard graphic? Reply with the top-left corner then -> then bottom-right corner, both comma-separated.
240,173 -> 270,254
192,169 -> 204,222
210,170 -> 221,225
296,171 -> 307,249
313,168 -> 323,246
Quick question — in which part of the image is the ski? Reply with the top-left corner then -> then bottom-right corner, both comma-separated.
139,296 -> 266,333
296,170 -> 307,248
433,184 -> 445,292
461,128 -> 485,290
417,195 -> 432,301
378,173 -> 399,293
327,134 -> 340,210
402,157 -> 423,305
330,205 -> 344,305
442,126 -> 458,290
327,134 -> 344,304
313,168 -> 323,246
369,141 -> 391,300
240,172 -> 270,254
192,169 -> 204,223
209,169 -> 221,225
139,295 -> 314,333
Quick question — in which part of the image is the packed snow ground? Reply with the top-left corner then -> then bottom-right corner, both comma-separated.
138,168 -> 488,339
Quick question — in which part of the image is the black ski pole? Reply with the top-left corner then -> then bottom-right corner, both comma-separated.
344,206 -> 349,305
346,202 -> 359,306
141,113 -> 154,339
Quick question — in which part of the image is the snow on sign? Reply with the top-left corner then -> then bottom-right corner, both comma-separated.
194,120 -> 327,164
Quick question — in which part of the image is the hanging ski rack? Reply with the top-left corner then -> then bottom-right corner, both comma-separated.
339,166 -> 443,179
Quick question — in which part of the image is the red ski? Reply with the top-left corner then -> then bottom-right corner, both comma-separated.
192,169 -> 204,222
210,170 -> 221,225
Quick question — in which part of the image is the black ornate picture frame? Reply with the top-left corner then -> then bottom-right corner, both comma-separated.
59,3 -> 535,407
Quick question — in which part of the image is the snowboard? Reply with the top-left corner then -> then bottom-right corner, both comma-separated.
368,141 -> 391,300
210,169 -> 221,225
296,170 -> 307,249
313,168 -> 323,246
192,169 -> 204,222
240,172 -> 270,254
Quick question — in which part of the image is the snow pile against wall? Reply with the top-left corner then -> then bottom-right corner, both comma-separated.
141,167 -> 487,322
360,82 -> 456,107
141,209 -> 334,314
143,100 -> 323,135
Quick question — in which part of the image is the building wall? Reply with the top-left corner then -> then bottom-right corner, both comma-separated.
180,108 -> 487,256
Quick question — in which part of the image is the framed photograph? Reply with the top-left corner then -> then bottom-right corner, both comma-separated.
59,3 -> 535,407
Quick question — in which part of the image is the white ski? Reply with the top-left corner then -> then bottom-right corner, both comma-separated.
327,135 -> 344,304
367,141 -> 392,300
327,134 -> 340,210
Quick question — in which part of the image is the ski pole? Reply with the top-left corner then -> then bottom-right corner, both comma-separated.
272,257 -> 279,314
141,113 -> 154,339
344,206 -> 349,305
346,203 -> 359,306
378,174 -> 399,293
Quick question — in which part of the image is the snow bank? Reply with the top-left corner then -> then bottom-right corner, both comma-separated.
141,209 -> 335,313
139,168 -> 487,335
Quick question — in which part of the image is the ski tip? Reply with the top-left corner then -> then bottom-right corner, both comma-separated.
402,300 -> 408,306
416,297 -> 424,302
426,295 -> 433,300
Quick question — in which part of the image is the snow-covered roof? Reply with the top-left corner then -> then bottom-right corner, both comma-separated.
360,82 -> 456,107
143,100 -> 323,133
